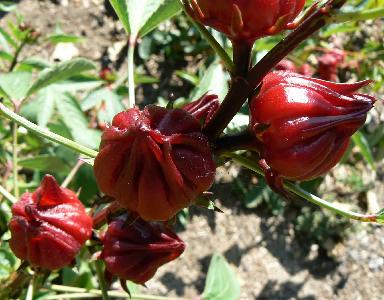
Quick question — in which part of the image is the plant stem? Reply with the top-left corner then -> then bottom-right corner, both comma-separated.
0,184 -> 17,203
127,36 -> 136,108
0,103 -> 98,158
202,77 -> 250,140
179,0 -> 234,72
9,40 -> 27,72
12,119 -> 19,198
214,130 -> 262,154
61,159 -> 84,188
203,0 -> 348,141
25,276 -> 35,300
92,201 -> 124,229
226,152 -> 382,223
331,7 -> 384,24
94,260 -> 109,300
47,284 -> 187,300
0,264 -> 32,300
232,41 -> 253,77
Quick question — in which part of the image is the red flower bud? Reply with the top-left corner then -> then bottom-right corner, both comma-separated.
182,93 -> 219,126
100,217 -> 185,285
317,49 -> 346,81
99,67 -> 115,82
250,71 -> 376,181
9,175 -> 93,270
275,59 -> 297,73
185,0 -> 305,43
298,63 -> 313,77
93,105 -> 216,221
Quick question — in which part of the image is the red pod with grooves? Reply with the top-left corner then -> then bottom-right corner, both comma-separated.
250,71 -> 376,181
9,175 -> 93,270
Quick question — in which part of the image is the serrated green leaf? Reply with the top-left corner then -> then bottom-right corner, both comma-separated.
0,71 -> 32,100
352,131 -> 375,169
202,254 -> 240,300
18,155 -> 71,173
27,58 -> 96,96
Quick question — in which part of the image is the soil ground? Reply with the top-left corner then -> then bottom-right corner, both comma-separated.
2,1 -> 384,299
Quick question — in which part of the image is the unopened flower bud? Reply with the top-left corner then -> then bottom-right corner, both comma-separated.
94,105 -> 216,221
185,0 -> 305,43
182,93 -> 219,126
317,49 -> 346,81
9,175 -> 93,270
250,71 -> 376,181
100,217 -> 185,285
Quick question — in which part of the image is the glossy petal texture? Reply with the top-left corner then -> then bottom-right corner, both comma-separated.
182,93 -> 219,127
94,105 -> 216,221
250,71 -> 376,181
188,0 -> 305,42
9,175 -> 93,270
100,217 -> 185,285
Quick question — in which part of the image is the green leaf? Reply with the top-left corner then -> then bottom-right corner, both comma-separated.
20,57 -> 52,70
175,70 -> 199,86
135,74 -> 159,84
46,34 -> 83,44
35,87 -> 57,127
56,93 -> 101,149
202,254 -> 240,300
81,88 -> 124,123
138,0 -> 181,37
0,50 -> 13,62
27,58 -> 96,96
19,155 -> 71,173
0,245 -> 17,280
244,179 -> 268,209
191,62 -> 229,100
352,131 -> 376,169
0,27 -> 15,51
0,71 -> 32,100
108,0 -> 130,33
109,0 -> 180,38
0,1 -> 17,12
321,23 -> 359,37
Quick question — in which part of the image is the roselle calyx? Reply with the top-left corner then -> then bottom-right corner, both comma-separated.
182,93 -> 219,127
9,175 -> 93,270
100,217 -> 185,285
317,49 -> 346,81
184,0 -> 305,43
93,105 -> 216,221
250,71 -> 376,181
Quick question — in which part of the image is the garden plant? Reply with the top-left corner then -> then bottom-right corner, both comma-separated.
0,0 -> 384,299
